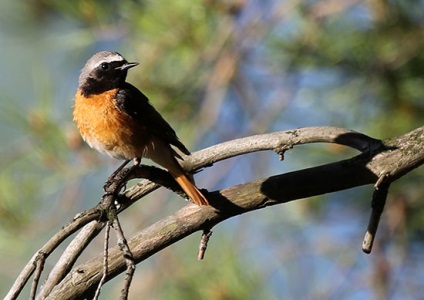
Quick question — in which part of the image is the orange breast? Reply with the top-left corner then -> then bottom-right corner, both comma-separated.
73,89 -> 149,160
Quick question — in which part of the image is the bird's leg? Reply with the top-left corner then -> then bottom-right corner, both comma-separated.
118,158 -> 142,184
103,159 -> 131,192
104,158 -> 143,194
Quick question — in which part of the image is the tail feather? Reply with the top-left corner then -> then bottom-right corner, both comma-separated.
146,141 -> 209,206
173,173 -> 209,206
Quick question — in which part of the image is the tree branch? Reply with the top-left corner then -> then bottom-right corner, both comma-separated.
45,126 -> 423,299
5,126 -> 423,300
122,126 -> 384,206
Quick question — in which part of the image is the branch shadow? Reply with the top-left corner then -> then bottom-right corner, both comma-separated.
260,132 -> 395,204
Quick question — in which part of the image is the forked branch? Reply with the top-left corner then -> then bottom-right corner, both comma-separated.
5,126 -> 423,300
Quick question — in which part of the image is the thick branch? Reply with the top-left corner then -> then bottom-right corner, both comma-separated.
187,126 -> 382,170
123,126 -> 383,203
45,126 -> 423,299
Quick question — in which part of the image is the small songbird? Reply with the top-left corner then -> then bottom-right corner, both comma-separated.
73,51 -> 209,206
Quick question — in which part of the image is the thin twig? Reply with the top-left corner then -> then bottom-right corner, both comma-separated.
93,221 -> 111,300
198,229 -> 213,260
29,251 -> 45,300
112,217 -> 135,300
97,163 -> 136,300
363,181 -> 391,254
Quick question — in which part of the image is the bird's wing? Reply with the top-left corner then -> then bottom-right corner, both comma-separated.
114,83 -> 191,156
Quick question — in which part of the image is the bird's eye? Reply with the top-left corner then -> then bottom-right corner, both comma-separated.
100,63 -> 110,70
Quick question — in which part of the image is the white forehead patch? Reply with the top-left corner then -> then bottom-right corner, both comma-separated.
91,53 -> 125,69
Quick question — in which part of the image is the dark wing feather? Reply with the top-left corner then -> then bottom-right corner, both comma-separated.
114,83 -> 191,156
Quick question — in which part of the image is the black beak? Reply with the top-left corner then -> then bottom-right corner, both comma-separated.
116,62 -> 139,71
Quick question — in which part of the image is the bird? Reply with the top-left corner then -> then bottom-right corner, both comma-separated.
73,50 -> 209,206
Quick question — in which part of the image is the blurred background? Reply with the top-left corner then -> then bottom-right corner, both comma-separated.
1,0 -> 423,299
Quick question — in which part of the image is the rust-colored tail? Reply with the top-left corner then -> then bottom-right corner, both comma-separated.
146,141 -> 209,206
173,173 -> 209,206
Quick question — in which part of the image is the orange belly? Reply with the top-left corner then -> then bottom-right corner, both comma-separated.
73,89 -> 149,160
